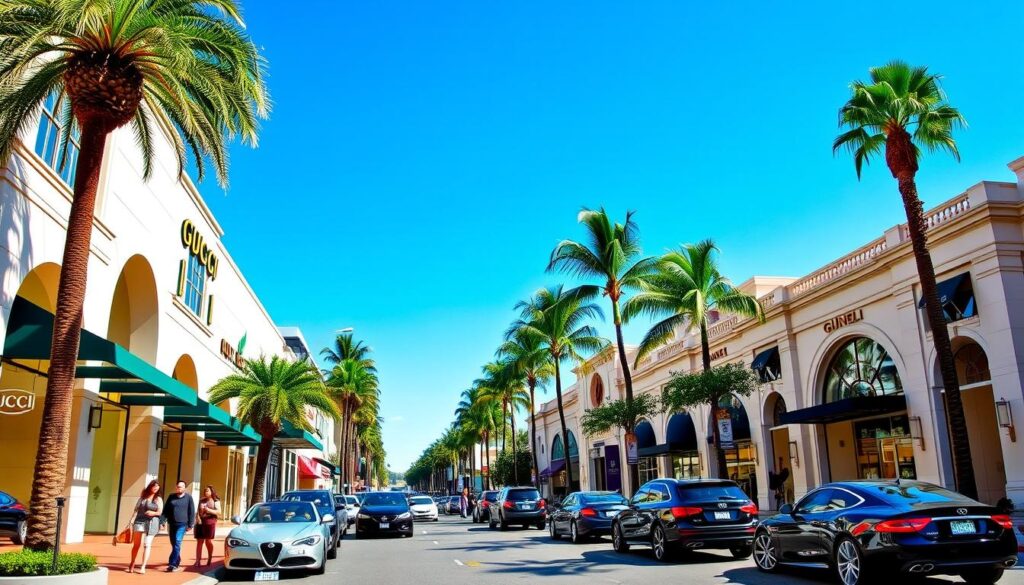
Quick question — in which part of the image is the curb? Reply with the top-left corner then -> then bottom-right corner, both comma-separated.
183,567 -> 222,585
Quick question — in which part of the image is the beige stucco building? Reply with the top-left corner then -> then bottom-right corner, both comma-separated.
536,157 -> 1024,513
0,94 -> 336,543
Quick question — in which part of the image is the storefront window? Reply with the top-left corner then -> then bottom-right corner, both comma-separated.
638,456 -> 659,484
34,92 -> 80,186
183,253 -> 206,316
724,440 -> 758,500
823,337 -> 902,403
671,452 -> 699,479
283,450 -> 297,492
854,415 -> 916,480
955,343 -> 991,385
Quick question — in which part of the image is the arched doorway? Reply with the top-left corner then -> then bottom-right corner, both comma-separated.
950,339 -> 1004,504
635,421 -> 659,485
159,355 -> 200,498
0,264 -> 61,512
763,393 -> 794,508
708,395 -> 756,501
666,412 -> 699,479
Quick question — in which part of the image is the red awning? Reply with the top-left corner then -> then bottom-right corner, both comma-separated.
297,455 -> 321,479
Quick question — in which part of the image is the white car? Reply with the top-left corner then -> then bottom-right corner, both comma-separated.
336,494 -> 360,526
408,495 -> 439,522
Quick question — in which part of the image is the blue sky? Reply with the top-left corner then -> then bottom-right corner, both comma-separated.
199,0 -> 1024,472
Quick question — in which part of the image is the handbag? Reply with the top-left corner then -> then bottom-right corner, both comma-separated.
113,525 -> 133,545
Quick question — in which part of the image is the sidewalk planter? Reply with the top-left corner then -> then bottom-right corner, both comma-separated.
0,567 -> 107,584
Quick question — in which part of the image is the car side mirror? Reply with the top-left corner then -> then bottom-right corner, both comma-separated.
779,504 -> 794,515
231,515 -> 241,525
322,514 -> 335,524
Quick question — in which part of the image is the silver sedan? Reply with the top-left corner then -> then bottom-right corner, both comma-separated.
224,500 -> 333,579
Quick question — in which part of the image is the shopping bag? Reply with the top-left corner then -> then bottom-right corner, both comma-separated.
113,525 -> 133,545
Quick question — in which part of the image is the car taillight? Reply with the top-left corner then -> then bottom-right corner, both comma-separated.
481,502 -> 489,508
580,508 -> 598,517
991,515 -> 1014,530
874,517 -> 931,533
503,501 -> 514,509
538,499 -> 546,509
739,503 -> 758,516
670,506 -> 704,520
10,503 -> 25,511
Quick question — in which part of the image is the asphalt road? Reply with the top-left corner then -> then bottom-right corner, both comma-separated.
231,516 -> 1022,585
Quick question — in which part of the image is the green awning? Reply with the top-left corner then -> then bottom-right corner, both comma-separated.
276,419 -> 323,451
2,297 -> 196,407
164,399 -> 261,446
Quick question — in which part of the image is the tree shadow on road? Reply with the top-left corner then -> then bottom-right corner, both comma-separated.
718,566 -> 961,585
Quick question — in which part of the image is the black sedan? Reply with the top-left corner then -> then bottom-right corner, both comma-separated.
753,480 -> 1018,585
549,491 -> 628,543
0,491 -> 27,544
355,492 -> 414,538
612,479 -> 758,562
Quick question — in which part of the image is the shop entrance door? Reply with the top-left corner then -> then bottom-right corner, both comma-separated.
956,386 -> 1007,505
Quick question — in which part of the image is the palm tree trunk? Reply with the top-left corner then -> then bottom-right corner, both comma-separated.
529,380 -> 540,489
340,406 -> 352,493
613,303 -> 641,495
887,139 -> 977,498
25,121 -> 109,550
249,428 -> 277,505
699,322 -> 727,479
699,321 -> 712,372
511,406 -> 519,485
484,432 -> 491,489
500,400 -> 507,453
553,359 -> 574,491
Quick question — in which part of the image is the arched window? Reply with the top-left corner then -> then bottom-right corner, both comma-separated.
823,337 -> 902,403
590,374 -> 605,407
566,431 -> 579,459
771,395 -> 787,427
954,343 -> 990,385
551,435 -> 565,461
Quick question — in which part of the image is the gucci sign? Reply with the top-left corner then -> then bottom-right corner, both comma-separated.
0,389 -> 36,415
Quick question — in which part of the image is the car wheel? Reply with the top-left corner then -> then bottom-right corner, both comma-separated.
753,531 -> 778,572
549,519 -> 560,540
960,568 -> 1005,585
834,537 -> 866,585
612,522 -> 629,553
327,540 -> 338,559
650,524 -> 672,562
489,517 -> 496,529
570,521 -> 585,544
499,515 -> 508,531
730,545 -> 752,559
536,519 -> 545,530
12,520 -> 26,545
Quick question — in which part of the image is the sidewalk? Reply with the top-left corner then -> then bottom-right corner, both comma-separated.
1,524 -> 230,585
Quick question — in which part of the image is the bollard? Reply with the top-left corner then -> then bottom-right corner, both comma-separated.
52,497 -> 65,573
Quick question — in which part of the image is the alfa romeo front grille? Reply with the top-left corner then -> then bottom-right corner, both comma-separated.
259,542 -> 282,566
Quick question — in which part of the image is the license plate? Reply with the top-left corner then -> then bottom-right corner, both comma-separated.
714,511 -> 732,520
519,503 -> 529,509
605,511 -> 616,518
950,520 -> 976,535
254,571 -> 279,581
379,522 -> 390,529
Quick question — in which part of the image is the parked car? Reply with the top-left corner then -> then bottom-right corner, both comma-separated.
0,491 -> 27,544
490,487 -> 546,530
408,495 -> 439,522
280,489 -> 345,557
612,479 -> 758,562
444,495 -> 462,515
356,491 -> 414,538
473,490 -> 498,523
752,480 -> 1018,585
224,501 -> 330,579
549,491 -> 628,543
334,494 -> 361,526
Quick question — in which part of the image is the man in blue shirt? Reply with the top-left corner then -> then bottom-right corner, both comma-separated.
162,480 -> 195,572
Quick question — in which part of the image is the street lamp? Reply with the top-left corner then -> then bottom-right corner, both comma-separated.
335,327 -> 354,334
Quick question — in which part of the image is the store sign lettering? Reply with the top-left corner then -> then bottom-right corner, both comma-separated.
823,308 -> 864,333
220,339 -> 245,368
709,347 -> 728,361
181,219 -> 219,279
0,389 -> 35,415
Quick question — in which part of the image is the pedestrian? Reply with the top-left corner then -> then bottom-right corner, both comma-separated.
459,487 -> 469,519
194,485 -> 220,567
127,480 -> 162,574
162,480 -> 195,572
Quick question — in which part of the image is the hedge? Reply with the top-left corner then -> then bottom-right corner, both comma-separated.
0,550 -> 97,576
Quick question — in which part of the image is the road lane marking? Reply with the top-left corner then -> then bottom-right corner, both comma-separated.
453,559 -> 464,566
432,540 -> 439,544
465,561 -> 481,567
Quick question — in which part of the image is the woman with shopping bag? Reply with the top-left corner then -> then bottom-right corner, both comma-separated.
127,480 -> 163,574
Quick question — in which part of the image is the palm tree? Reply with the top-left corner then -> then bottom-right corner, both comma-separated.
321,333 -> 375,371
0,0 -> 268,549
833,61 -> 976,499
482,361 -> 530,485
326,358 -> 379,493
625,240 -> 763,478
510,285 -> 607,491
548,208 -> 656,492
497,329 -> 553,489
208,356 -> 339,505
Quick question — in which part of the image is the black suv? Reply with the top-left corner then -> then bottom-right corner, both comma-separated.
280,490 -> 346,558
489,487 -> 546,530
473,490 -> 498,523
612,479 -> 758,562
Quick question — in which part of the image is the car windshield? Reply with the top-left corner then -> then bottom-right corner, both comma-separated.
410,497 -> 433,505
581,493 -> 628,505
345,496 -> 359,505
281,492 -> 331,508
483,492 -> 497,502
362,493 -> 407,507
869,482 -> 975,505
449,496 -> 460,503
676,483 -> 749,502
245,502 -> 316,523
507,489 -> 540,502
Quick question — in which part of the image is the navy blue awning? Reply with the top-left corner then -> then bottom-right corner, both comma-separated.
540,459 -> 566,478
638,444 -> 671,457
919,273 -> 969,308
666,412 -> 698,451
635,421 -> 657,449
779,394 -> 907,425
751,347 -> 779,371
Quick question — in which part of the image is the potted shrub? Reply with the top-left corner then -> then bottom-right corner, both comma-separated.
0,550 -> 106,584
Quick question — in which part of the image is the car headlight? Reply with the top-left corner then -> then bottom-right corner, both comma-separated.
226,537 -> 250,548
397,512 -> 411,520
292,535 -> 322,546
357,512 -> 372,520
